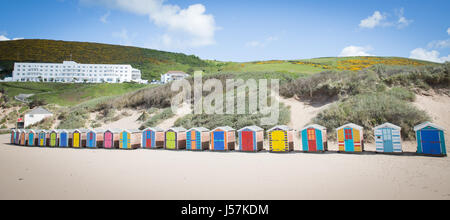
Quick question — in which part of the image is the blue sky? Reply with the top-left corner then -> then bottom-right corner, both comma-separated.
1,0 -> 449,62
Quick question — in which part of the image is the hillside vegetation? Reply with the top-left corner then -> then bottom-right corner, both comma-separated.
0,39 -> 212,80
280,63 -> 449,141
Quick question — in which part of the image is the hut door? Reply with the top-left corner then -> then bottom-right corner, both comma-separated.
382,128 -> 393,152
104,132 -> 113,149
10,132 -> 14,144
28,133 -> 34,146
271,130 -> 286,152
60,133 -> 67,147
21,133 -> 25,145
307,128 -> 317,152
73,132 -> 80,148
39,133 -> 45,146
421,130 -> 441,155
241,131 -> 254,152
214,131 -> 225,151
120,132 -> 130,149
166,132 -> 176,150
145,131 -> 153,148
50,133 -> 57,147
88,132 -> 96,148
344,128 -> 354,152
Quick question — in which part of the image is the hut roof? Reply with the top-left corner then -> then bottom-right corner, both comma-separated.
374,123 -> 401,131
57,129 -> 69,133
238,126 -> 264,132
37,129 -> 48,133
213,126 -> 236,132
336,123 -> 363,131
268,125 -> 293,132
302,124 -> 327,131
414,122 -> 445,131
143,127 -> 164,132
188,127 -> 210,132
167,127 -> 187,132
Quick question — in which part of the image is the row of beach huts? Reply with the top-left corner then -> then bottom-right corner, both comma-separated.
8,122 -> 447,156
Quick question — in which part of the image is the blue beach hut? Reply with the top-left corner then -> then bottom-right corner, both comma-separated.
414,122 -> 446,156
374,123 -> 402,153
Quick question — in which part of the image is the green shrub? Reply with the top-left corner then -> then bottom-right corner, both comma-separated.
57,110 -> 88,129
174,103 -> 290,131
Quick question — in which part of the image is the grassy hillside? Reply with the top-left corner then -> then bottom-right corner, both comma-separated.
223,57 -> 438,74
0,39 -> 213,80
0,82 -> 153,106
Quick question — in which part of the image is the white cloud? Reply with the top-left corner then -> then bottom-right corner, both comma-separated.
339,46 -> 374,57
447,27 -> 450,35
0,35 -> 24,41
100,11 -> 111,23
427,39 -> 450,49
359,11 -> 387,29
81,0 -> 217,48
359,8 -> 412,29
0,35 -> 10,41
245,36 -> 278,48
396,8 -> 413,28
409,48 -> 450,63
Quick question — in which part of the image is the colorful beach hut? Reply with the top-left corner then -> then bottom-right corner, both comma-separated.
10,129 -> 16,144
374,123 -> 402,153
103,129 -> 121,149
187,127 -> 210,151
165,127 -> 187,150
414,122 -> 447,156
238,126 -> 264,152
301,124 -> 328,152
15,129 -> 21,145
27,130 -> 37,146
86,129 -> 105,148
38,130 -> 48,147
142,127 -> 165,149
268,125 -> 294,152
19,130 -> 27,146
49,130 -> 59,147
71,129 -> 83,148
211,126 -> 236,151
58,130 -> 69,147
336,123 -> 364,152
119,129 -> 142,149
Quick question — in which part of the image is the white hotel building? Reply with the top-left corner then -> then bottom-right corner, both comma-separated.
11,61 -> 146,83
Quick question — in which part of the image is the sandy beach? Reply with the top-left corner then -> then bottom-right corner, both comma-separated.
1,134 -> 450,200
